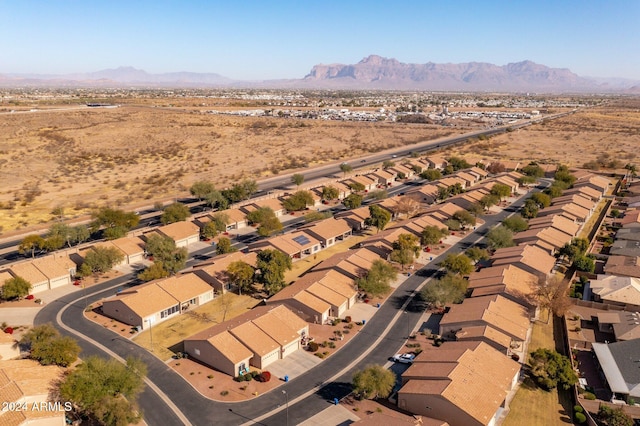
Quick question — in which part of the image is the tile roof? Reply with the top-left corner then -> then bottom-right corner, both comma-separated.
230,321 -> 280,356
32,256 -> 70,280
590,275 -> 640,306
491,244 -> 556,276
251,312 -> 300,346
110,236 -> 145,256
156,274 -> 212,303
454,325 -> 512,350
223,208 -> 248,224
256,231 -> 321,255
107,282 -> 180,319
563,185 -> 602,201
301,218 -> 352,240
467,264 -> 538,303
157,221 -> 200,241
205,331 -> 252,364
527,214 -> 580,236
9,262 -> 48,285
604,255 -> 640,278
0,359 -> 64,400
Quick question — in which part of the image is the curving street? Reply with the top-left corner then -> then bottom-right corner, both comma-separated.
34,181 -> 543,425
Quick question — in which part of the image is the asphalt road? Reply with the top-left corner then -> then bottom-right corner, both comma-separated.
34,180 -> 545,426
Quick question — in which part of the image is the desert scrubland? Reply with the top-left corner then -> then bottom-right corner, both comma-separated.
0,96 -> 638,234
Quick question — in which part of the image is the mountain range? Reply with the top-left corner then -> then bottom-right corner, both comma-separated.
1,55 -> 638,93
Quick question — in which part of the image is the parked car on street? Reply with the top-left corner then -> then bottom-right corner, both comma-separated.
391,353 -> 416,364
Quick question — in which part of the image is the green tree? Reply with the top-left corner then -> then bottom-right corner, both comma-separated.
258,216 -> 283,237
70,225 -> 90,247
352,365 -> 395,399
137,262 -> 170,281
321,186 -> 339,201
382,160 -> 395,169
255,249 -> 292,295
21,324 -> 80,367
521,163 -> 545,178
453,209 -> 476,228
437,186 -> 451,201
390,233 -> 420,269
348,181 -> 366,192
502,214 -> 529,232
246,207 -> 275,225
531,192 -> 551,208
91,208 -> 140,240
558,238 -> 589,262
421,225 -> 446,247
467,203 -> 485,217
343,193 -> 363,210
529,348 -> 578,391
440,253 -> 474,276
190,180 -> 216,201
465,247 -> 490,262
144,234 -> 187,274
366,205 -> 391,233
521,198 -> 540,219
444,219 -> 461,231
517,175 -> 537,186
573,255 -> 595,273
479,194 -> 500,211
161,202 -> 190,224
205,189 -> 228,211
80,246 -> 125,276
216,237 -> 236,255
304,211 -> 332,223
19,234 -> 46,258
339,163 -> 353,177
486,225 -> 515,250
222,179 -> 258,203
554,168 -> 576,187
201,221 -> 220,239
291,173 -> 305,188
227,260 -> 254,295
59,355 -> 146,426
448,183 -> 464,196
490,183 -> 512,200
447,156 -> 471,171
420,273 -> 468,307
544,184 -> 564,198
1,276 -> 31,300
420,169 -> 442,181
356,259 -> 396,297
282,190 -> 314,212
487,162 -> 506,174
597,405 -> 634,426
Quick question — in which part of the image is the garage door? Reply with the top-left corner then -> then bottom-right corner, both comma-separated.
281,340 -> 299,358
49,276 -> 69,289
261,350 -> 280,368
31,281 -> 49,294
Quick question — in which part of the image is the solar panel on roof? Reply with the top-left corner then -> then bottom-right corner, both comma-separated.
292,235 -> 311,246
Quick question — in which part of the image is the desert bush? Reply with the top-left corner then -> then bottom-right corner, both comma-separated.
583,392 -> 596,400
220,390 -> 229,396
257,371 -> 271,382
574,405 -> 584,413
308,341 -> 319,352
574,412 -> 586,423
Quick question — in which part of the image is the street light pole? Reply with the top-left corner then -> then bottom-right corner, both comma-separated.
282,389 -> 289,426
146,319 -> 154,352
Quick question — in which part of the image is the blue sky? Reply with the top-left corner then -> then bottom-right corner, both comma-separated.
2,0 -> 639,80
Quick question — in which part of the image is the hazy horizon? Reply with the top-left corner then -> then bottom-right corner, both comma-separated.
2,0 -> 639,80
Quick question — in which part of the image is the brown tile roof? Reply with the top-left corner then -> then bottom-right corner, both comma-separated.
257,231 -> 320,256
205,331 -> 252,364
9,262 -> 48,286
110,236 -> 145,256
267,304 -> 308,332
156,273 -> 212,303
590,275 -> 640,306
552,194 -> 596,211
604,256 -> 640,278
563,186 -> 602,201
513,226 -> 573,250
301,218 -> 352,240
251,312 -> 300,346
108,283 -> 179,318
528,214 -> 580,236
230,321 -> 280,356
455,325 -> 512,349
440,295 -> 530,340
400,342 -> 519,425
32,256 -> 70,280
0,359 -> 64,401
253,198 -> 285,212
537,203 -> 590,220
468,264 -> 538,302
223,208 -> 248,224
491,244 -> 556,276
157,221 -> 200,241
307,282 -> 348,307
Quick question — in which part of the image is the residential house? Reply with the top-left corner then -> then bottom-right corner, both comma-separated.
311,248 -> 378,280
454,171 -> 477,188
614,228 -> 640,242
249,231 -> 321,261
453,325 -> 513,354
240,198 -> 286,217
335,206 -> 370,231
439,294 -> 531,344
101,273 -> 214,329
300,218 -> 352,249
501,160 -> 521,171
192,251 -> 258,293
563,185 -> 602,202
527,214 -> 581,237
467,166 -> 489,181
343,175 -> 377,192
490,245 -> 556,278
368,169 -> 396,187
604,256 -> 640,278
573,174 -> 611,195
222,208 -> 248,231
536,203 -> 590,222
595,311 -> 640,341
388,164 -> 415,180
407,183 -> 439,205
397,341 -> 520,426
467,264 -> 539,309
0,359 -> 66,425
436,176 -> 468,190
609,240 -> 640,257
9,262 -> 50,294
551,194 -> 596,212
156,221 -> 201,248
423,156 -> 448,170
589,275 -> 640,310
592,339 -> 640,404
110,236 -> 146,264
619,210 -> 640,228
512,226 -> 573,253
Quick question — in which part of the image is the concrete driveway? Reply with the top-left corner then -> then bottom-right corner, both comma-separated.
268,350 -> 322,382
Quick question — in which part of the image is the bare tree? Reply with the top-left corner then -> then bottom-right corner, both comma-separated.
534,275 -> 571,323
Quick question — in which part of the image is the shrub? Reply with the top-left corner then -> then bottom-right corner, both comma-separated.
328,342 -> 336,349
574,412 -> 586,423
308,341 -> 319,352
209,385 -> 214,389
314,352 -> 325,359
251,370 -> 259,378
343,330 -> 350,334
574,405 -> 584,413
243,374 -> 252,381
344,316 -> 352,323
220,390 -> 229,396
207,374 -> 214,379
234,376 -> 243,382
583,392 -> 596,400
257,371 -> 271,382
345,323 -> 354,329
3,327 -> 13,334
239,385 -> 247,391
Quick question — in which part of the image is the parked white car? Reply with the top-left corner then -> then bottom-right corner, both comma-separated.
391,353 -> 416,364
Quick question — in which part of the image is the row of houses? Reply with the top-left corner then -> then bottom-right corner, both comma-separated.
392,171 -> 612,425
